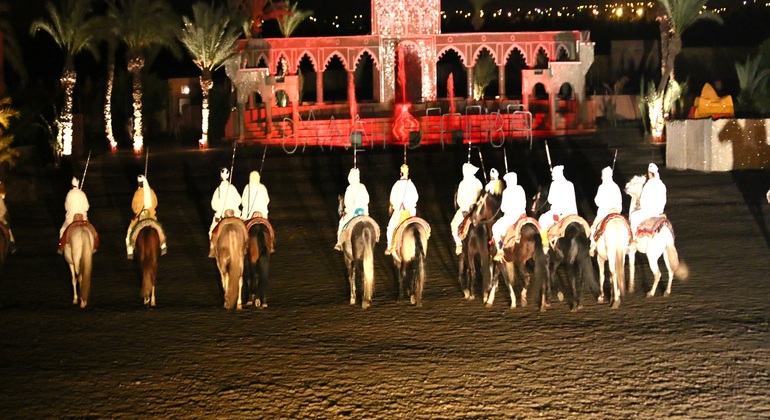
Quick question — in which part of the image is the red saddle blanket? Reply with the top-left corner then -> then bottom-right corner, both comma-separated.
391,216 -> 431,252
593,213 -> 632,244
635,216 -> 674,240
245,216 -> 276,254
502,216 -> 541,249
59,220 -> 100,252
546,214 -> 591,244
457,215 -> 472,240
338,215 -> 380,246
129,218 -> 167,255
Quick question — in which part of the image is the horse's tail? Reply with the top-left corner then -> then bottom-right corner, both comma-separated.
247,226 -> 260,266
615,237 -> 627,296
575,233 -> 599,297
224,226 -> 245,310
665,229 -> 689,281
527,226 -> 548,308
361,224 -> 375,306
76,228 -> 94,307
138,227 -> 160,301
413,227 -> 426,307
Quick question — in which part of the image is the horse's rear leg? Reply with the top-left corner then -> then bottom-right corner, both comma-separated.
347,258 -> 356,306
646,253 -> 662,298
628,247 -> 636,293
597,255 -> 607,304
69,264 -> 78,305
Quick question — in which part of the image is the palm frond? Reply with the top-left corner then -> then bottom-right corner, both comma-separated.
179,3 -> 242,73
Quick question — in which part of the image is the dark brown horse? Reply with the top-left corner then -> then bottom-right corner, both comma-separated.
390,217 -> 430,307
461,192 -> 500,302
135,226 -> 160,307
493,219 -> 549,311
244,216 -> 274,308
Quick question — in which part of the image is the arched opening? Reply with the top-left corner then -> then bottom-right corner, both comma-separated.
437,49 -> 466,101
395,42 -> 422,104
556,82 -> 577,129
556,46 -> 570,61
504,48 -> 526,100
473,49 -> 497,100
535,48 -> 549,69
323,55 -> 347,103
354,52 -> 375,102
298,55 -> 315,104
530,82 -> 549,129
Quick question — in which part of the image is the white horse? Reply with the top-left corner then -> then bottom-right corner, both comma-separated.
625,175 -> 689,297
63,221 -> 96,309
594,213 -> 631,308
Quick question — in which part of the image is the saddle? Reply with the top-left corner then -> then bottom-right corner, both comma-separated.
245,216 -> 276,254
502,215 -> 541,249
635,216 -> 675,240
457,214 -> 472,240
338,215 -> 380,246
391,216 -> 431,252
546,214 -> 591,246
59,218 -> 100,252
129,218 -> 168,256
594,212 -> 632,244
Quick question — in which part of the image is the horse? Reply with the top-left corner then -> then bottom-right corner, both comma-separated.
531,186 -> 598,311
624,175 -> 689,297
390,216 -> 430,307
593,213 -> 632,309
212,216 -> 249,310
135,226 -> 160,307
338,194 -> 379,309
487,216 -> 549,311
243,214 -> 274,308
61,217 -> 96,309
461,192 -> 499,303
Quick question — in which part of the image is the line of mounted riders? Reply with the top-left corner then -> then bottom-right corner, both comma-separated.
453,161 -> 688,312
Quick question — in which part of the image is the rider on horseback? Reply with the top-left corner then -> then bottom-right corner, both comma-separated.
484,168 -> 504,196
335,167 -> 370,251
450,163 -> 482,256
59,177 -> 89,253
385,164 -> 418,255
492,172 -> 527,261
241,170 -> 270,221
209,168 -> 242,257
589,166 -> 622,257
125,175 -> 166,258
0,181 -> 17,254
629,163 -> 667,234
537,165 -> 578,249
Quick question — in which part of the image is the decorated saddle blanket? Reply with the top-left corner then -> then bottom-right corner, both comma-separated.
593,212 -> 632,244
246,216 -> 276,254
391,216 -> 431,252
546,214 -> 591,245
457,215 -> 472,240
129,218 -> 168,256
59,220 -> 100,252
635,216 -> 674,240
338,215 -> 380,246
502,216 -> 541,249
211,217 -> 249,245
0,221 -> 10,241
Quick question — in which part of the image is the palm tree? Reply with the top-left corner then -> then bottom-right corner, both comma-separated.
231,0 -> 291,38
107,0 -> 180,154
0,2 -> 29,96
178,2 -> 244,149
29,0 -> 101,157
646,0 -> 722,141
472,54 -> 496,100
0,96 -> 19,168
277,1 -> 311,38
469,0 -> 490,31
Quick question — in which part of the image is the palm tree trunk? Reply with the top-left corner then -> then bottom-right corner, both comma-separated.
200,72 -> 213,149
128,56 -> 145,155
105,42 -> 116,151
60,66 -> 76,156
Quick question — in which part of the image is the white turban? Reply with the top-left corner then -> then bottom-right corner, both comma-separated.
138,175 -> 151,209
503,172 -> 517,186
552,165 -> 564,181
462,163 -> 479,178
601,166 -> 613,180
220,168 -> 230,181
400,164 -> 409,178
648,163 -> 659,175
71,177 -> 80,188
348,168 -> 360,185
490,168 -> 499,180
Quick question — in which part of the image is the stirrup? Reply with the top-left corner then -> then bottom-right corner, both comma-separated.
334,243 -> 342,251
384,248 -> 392,256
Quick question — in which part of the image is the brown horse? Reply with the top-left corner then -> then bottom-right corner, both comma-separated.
244,216 -> 274,308
461,193 -> 499,302
494,221 -> 549,311
135,226 -> 160,307
62,220 -> 96,309
213,217 -> 248,310
391,217 -> 430,307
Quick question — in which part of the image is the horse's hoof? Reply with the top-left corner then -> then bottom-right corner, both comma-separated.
611,301 -> 620,309
468,295 -> 475,301
485,302 -> 493,308
663,291 -> 671,298
462,289 -> 470,300
260,303 -> 268,309
236,304 -> 242,311
521,298 -> 527,308
72,299 -> 78,305
361,301 -> 370,310
410,296 -> 416,305
646,292 -> 654,298
253,299 -> 261,307
79,301 -> 87,309
349,299 -> 356,305
557,292 -> 564,302
597,296 -> 605,304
